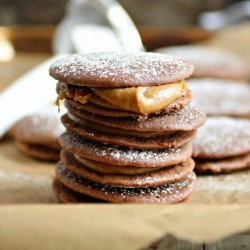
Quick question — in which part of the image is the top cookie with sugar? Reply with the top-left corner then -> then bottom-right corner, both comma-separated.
49,52 -> 194,87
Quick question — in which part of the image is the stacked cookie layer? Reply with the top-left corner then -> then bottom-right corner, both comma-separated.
10,106 -> 65,161
187,78 -> 250,174
193,117 -> 250,174
49,52 -> 206,204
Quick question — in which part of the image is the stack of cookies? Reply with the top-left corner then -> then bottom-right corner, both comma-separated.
187,78 -> 250,119
192,117 -> 250,174
49,52 -> 206,204
156,45 -> 250,174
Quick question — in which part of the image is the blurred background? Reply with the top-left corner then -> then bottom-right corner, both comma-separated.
1,0 -> 250,89
0,0 -> 244,26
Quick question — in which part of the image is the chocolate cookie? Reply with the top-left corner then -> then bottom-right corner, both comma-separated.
193,117 -> 250,174
61,150 -> 195,188
49,52 -> 194,87
59,131 -> 193,167
155,45 -> 247,80
187,78 -> 250,118
15,141 -> 60,161
195,153 -> 250,174
65,102 -> 206,132
11,106 -> 65,161
55,162 -> 197,204
52,179 -> 102,203
61,113 -> 197,150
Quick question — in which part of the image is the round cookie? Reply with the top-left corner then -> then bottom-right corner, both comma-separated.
12,106 -> 65,161
195,152 -> 250,174
61,150 -> 195,188
55,162 -> 197,204
52,179 -> 191,204
61,113 -> 197,150
193,117 -> 250,159
155,45 -> 247,80
12,106 -> 65,147
15,141 -> 60,161
52,179 -> 103,203
59,131 -> 193,167
65,102 -> 206,132
49,52 -> 194,87
188,78 -> 250,118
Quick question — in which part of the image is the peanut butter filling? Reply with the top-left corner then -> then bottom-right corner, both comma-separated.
92,80 -> 186,115
74,155 -> 164,175
57,80 -> 187,115
68,112 -> 174,138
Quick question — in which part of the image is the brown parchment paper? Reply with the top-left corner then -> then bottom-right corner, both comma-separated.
1,23 -> 250,249
1,204 -> 250,250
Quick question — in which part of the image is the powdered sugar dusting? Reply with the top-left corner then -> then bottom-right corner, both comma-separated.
197,170 -> 250,192
193,116 -> 250,158
13,105 -> 65,144
50,52 -> 193,86
58,163 -> 195,202
156,45 -> 246,79
188,78 -> 250,116
60,132 -> 191,167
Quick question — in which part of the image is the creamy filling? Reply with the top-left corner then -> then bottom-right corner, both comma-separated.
57,80 -> 187,115
67,112 -> 174,138
74,154 -> 165,175
92,80 -> 186,115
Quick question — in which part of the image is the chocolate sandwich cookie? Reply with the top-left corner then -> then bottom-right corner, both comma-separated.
195,153 -> 250,174
59,132 -> 193,167
65,102 -> 206,132
187,78 -> 250,118
12,106 -> 65,161
61,150 -> 195,188
155,45 -> 247,80
50,52 -> 205,203
53,179 -> 192,204
193,117 -> 250,174
61,113 -> 197,150
55,162 -> 197,204
15,141 -> 60,161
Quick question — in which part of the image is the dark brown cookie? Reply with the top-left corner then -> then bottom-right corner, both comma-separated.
53,179 -> 191,204
59,131 -> 193,167
52,179 -> 103,203
49,52 -> 194,87
15,141 -> 60,161
11,106 -> 65,161
63,89 -> 192,118
61,113 -> 197,150
195,152 -> 250,174
55,162 -> 197,204
193,117 -> 250,159
188,78 -> 250,118
61,150 -> 195,188
65,102 -> 206,132
12,106 -> 65,147
156,45 -> 247,80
